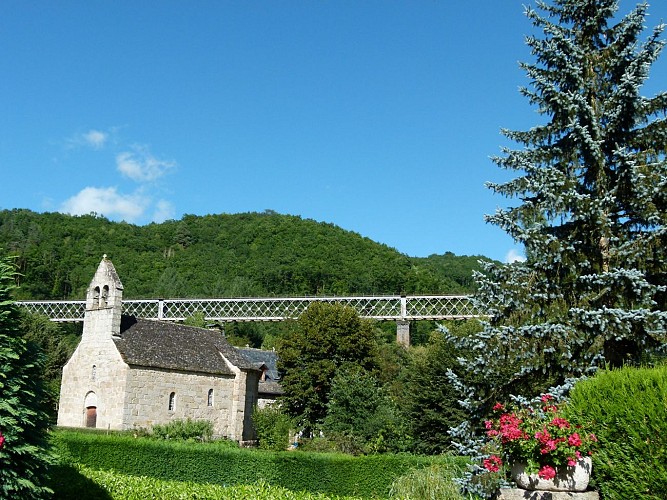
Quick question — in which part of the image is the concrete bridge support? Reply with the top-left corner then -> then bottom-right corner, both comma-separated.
396,320 -> 411,347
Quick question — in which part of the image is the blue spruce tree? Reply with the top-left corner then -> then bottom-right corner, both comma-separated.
447,1 -> 667,495
448,0 -> 667,473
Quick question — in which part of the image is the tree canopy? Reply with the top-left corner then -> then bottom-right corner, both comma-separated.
452,0 -> 667,413
0,209 -> 486,300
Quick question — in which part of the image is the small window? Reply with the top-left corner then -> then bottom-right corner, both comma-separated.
101,285 -> 109,307
91,365 -> 97,381
93,287 -> 100,308
207,389 -> 214,407
168,392 -> 176,411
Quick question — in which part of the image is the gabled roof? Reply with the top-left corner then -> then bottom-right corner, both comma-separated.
239,347 -> 281,381
114,316 -> 258,376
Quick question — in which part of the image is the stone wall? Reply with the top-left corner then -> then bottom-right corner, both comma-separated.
122,367 -> 237,439
57,329 -> 129,430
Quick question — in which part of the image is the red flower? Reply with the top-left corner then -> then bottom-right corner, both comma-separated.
551,417 -> 570,429
483,455 -> 503,472
493,402 -> 505,411
568,433 -> 582,447
0,432 -> 4,450
541,394 -> 553,403
538,465 -> 557,480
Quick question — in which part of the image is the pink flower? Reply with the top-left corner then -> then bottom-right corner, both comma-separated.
538,465 -> 557,480
493,402 -> 505,411
567,457 -> 577,466
540,439 -> 558,454
541,394 -> 553,403
0,432 -> 4,450
483,455 -> 503,473
485,420 -> 493,430
551,417 -> 570,429
568,433 -> 582,447
535,428 -> 551,444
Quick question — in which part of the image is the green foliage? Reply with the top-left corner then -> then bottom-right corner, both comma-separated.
448,0 -> 667,423
0,209 -> 483,302
51,429 -> 458,498
566,365 -> 667,499
18,311 -> 80,421
151,418 -> 214,442
403,327 -> 471,454
50,464 -> 362,499
0,255 -> 52,499
277,303 -> 378,434
252,404 -> 294,451
389,462 -> 467,500
323,369 -> 411,455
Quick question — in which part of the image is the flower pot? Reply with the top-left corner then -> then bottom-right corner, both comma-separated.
511,457 -> 592,492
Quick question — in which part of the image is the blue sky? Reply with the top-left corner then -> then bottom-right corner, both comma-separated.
1,1 -> 666,263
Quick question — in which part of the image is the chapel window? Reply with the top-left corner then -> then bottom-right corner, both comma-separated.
168,392 -> 176,411
207,389 -> 214,407
91,365 -> 97,381
93,287 -> 100,309
101,285 -> 109,307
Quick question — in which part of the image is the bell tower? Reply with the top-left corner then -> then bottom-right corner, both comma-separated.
82,255 -> 124,340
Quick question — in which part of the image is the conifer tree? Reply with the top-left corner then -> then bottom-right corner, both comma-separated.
0,255 -> 52,499
452,0 -> 667,414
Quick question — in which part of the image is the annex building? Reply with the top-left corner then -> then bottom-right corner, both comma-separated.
57,256 -> 261,443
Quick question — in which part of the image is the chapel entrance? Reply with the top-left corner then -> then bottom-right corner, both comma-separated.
85,406 -> 97,428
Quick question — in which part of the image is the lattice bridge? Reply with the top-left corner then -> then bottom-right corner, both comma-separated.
17,295 -> 480,323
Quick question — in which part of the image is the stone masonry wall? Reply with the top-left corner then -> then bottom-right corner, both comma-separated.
123,367 -> 238,439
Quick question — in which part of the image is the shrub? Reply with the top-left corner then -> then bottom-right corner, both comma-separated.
252,404 -> 293,451
52,429 -> 464,498
151,418 -> 214,442
567,365 -> 667,499
389,462 -> 466,500
0,256 -> 52,499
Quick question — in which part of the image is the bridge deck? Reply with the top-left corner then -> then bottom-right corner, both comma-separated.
17,295 -> 481,322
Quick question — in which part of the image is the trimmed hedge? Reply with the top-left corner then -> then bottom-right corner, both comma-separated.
51,464 -> 361,500
51,429 -> 466,498
567,364 -> 667,499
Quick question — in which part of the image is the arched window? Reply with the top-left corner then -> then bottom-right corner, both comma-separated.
101,285 -> 109,307
93,287 -> 100,309
91,365 -> 97,381
168,392 -> 176,411
207,389 -> 214,407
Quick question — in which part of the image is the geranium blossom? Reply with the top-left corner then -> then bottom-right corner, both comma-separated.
483,455 -> 503,472
0,431 -> 4,450
538,465 -> 557,480
482,395 -> 596,479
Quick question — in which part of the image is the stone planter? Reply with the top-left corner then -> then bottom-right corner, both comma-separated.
511,457 -> 592,492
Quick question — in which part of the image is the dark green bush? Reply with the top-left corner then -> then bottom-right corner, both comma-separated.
252,404 -> 294,451
151,417 -> 214,442
51,429 -> 465,498
567,365 -> 667,499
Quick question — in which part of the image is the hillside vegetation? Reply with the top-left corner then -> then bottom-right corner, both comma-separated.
0,209 -> 487,300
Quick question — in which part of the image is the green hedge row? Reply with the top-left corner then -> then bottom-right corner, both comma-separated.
51,429 -> 466,498
50,463 -> 362,500
567,364 -> 667,500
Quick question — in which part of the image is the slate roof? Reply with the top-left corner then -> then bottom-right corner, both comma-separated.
114,316 -> 259,376
238,347 -> 283,396
239,347 -> 281,381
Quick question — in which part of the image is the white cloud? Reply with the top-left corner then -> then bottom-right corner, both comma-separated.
60,187 -> 147,222
66,129 -> 109,150
116,146 -> 176,182
505,248 -> 526,264
152,199 -> 175,223
83,130 -> 108,149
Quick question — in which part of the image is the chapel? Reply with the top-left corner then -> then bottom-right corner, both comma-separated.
57,256 -> 260,443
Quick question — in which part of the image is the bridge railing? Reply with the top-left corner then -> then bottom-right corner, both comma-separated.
17,295 -> 482,323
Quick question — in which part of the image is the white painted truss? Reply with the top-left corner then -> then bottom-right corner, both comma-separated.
17,294 -> 481,323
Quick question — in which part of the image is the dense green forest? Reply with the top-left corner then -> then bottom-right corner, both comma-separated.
0,209 -> 488,300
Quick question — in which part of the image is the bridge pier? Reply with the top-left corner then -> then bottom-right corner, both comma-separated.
396,320 -> 410,347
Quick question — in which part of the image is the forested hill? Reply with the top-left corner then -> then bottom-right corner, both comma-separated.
0,209 -> 489,300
